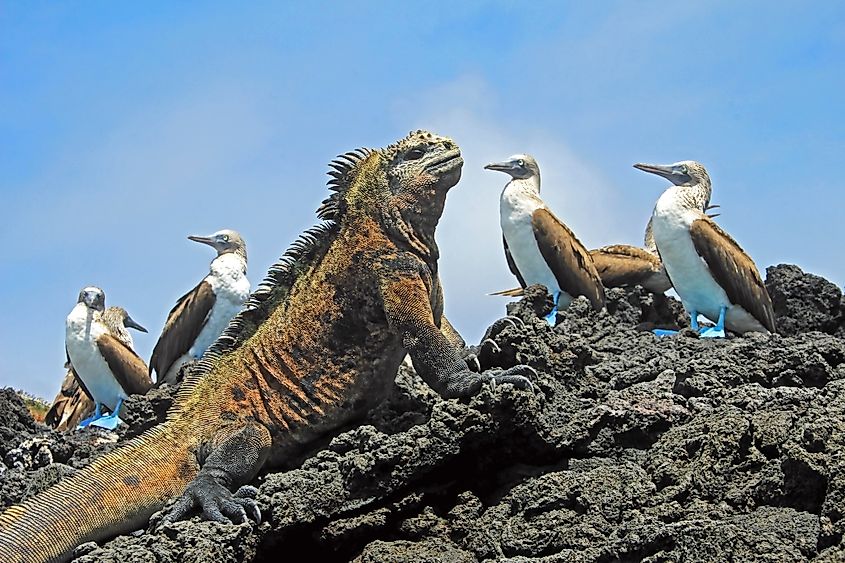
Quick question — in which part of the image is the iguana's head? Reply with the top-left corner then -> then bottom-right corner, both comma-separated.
382,129 -> 463,202
319,130 -> 463,249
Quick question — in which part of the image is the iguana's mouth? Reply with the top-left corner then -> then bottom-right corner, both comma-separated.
426,149 -> 463,175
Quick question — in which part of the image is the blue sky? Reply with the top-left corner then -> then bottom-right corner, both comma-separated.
2,1 -> 843,399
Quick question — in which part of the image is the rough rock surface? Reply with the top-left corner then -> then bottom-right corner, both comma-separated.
1,264 -> 844,562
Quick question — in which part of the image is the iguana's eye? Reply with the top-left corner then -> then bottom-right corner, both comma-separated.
405,148 -> 425,161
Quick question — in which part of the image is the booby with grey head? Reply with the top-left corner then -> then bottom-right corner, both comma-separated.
485,154 -> 605,324
65,287 -> 153,429
48,306 -> 148,430
589,175 -> 718,294
150,229 -> 250,385
635,160 -> 775,337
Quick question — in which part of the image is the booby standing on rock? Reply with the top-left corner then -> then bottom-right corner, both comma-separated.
485,154 -> 605,324
590,163 -> 718,295
65,287 -> 153,429
150,229 -> 250,385
635,160 -> 775,337
47,306 -> 147,431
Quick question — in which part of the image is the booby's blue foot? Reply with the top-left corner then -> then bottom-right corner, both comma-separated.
89,399 -> 125,430
544,291 -> 561,326
77,402 -> 103,428
89,414 -> 124,430
699,306 -> 727,339
652,329 -> 679,337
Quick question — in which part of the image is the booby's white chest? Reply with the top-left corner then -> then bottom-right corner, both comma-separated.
499,182 -> 569,304
65,304 -> 126,410
652,191 -> 730,322
189,254 -> 250,357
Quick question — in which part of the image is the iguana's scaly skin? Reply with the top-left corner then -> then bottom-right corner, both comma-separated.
0,130 -> 533,562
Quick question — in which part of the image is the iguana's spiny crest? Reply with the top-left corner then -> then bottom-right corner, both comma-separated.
183,130 -> 461,397
320,129 -> 462,224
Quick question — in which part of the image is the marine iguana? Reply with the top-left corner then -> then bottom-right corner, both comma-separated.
0,130 -> 534,562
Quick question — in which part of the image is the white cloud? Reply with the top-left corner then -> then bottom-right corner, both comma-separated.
398,75 -> 646,343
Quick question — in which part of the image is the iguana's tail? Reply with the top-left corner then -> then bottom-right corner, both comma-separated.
0,425 -> 197,563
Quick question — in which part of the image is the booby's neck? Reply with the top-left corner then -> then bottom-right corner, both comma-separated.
67,302 -> 103,339
210,251 -> 247,277
655,180 -> 711,217
502,175 -> 541,199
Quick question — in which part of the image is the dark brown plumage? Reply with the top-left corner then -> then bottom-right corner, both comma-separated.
531,208 -> 605,311
150,280 -> 215,384
590,244 -> 671,293
689,217 -> 776,332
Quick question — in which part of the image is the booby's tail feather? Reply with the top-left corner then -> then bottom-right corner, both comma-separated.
488,287 -> 525,297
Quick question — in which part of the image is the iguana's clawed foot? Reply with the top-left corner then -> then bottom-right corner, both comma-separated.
480,338 -> 501,354
486,315 -> 524,335
460,351 -> 482,373
479,316 -> 525,357
484,365 -> 537,393
158,476 -> 261,527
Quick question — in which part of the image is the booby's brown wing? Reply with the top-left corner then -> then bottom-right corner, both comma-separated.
46,369 -> 95,430
503,236 -> 527,289
96,333 -> 153,396
531,208 -> 606,310
150,280 -> 215,381
45,370 -> 76,428
64,349 -> 94,401
590,245 -> 671,292
689,217 -> 776,332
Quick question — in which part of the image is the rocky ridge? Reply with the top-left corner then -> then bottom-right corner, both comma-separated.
0,263 -> 843,562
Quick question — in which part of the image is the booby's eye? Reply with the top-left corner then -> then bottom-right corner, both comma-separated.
518,159 -> 525,167
680,165 -> 689,174
221,235 -> 229,242
405,147 -> 425,160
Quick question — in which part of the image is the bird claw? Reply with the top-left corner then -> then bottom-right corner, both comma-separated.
157,476 -> 261,527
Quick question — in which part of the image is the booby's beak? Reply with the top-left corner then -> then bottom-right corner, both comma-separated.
484,160 -> 515,173
633,163 -> 676,179
633,162 -> 694,187
188,235 -> 216,248
123,315 -> 147,333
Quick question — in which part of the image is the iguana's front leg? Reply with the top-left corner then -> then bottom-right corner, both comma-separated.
440,315 -> 482,372
381,274 -> 535,399
158,422 -> 271,525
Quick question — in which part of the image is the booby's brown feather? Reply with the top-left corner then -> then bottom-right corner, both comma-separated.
150,280 -> 215,383
590,244 -> 672,293
689,217 -> 776,332
96,334 -> 153,396
530,208 -> 605,310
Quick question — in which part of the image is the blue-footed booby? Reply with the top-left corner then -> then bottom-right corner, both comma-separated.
47,306 -> 147,431
485,154 -> 605,324
589,187 -> 718,294
65,287 -> 153,429
634,160 -> 775,337
150,229 -> 250,385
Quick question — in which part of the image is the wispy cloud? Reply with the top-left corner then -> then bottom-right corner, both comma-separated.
399,75 -> 642,343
